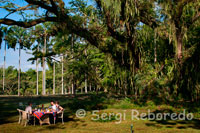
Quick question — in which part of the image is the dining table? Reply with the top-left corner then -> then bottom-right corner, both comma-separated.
33,109 -> 57,125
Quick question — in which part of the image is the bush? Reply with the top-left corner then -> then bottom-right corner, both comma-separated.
108,97 -> 135,109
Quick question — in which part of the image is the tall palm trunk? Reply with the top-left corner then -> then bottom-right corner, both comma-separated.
154,32 -> 157,63
64,54 -> 67,94
71,34 -> 74,94
3,40 -> 6,91
53,60 -> 55,95
42,33 -> 46,95
84,49 -> 87,93
90,84 -> 92,92
71,83 -> 74,94
36,45 -> 39,95
18,44 -> 21,96
61,55 -> 64,94
85,73 -> 87,93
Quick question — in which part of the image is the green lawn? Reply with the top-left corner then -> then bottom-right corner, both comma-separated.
0,94 -> 200,133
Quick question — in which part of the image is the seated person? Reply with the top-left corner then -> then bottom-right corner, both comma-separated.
50,101 -> 57,111
55,101 -> 64,113
25,102 -> 33,120
25,102 -> 32,115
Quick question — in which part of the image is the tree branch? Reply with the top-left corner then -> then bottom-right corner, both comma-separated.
25,0 -> 56,15
50,0 -> 58,15
0,17 -> 58,28
95,0 -> 127,43
140,15 -> 159,28
105,12 -> 127,43
3,4 -> 38,18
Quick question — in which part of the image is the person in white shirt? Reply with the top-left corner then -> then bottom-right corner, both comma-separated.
25,102 -> 33,121
50,101 -> 57,111
25,102 -> 32,115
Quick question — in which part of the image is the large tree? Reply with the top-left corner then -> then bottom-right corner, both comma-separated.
0,0 -> 199,98
0,0 -> 161,72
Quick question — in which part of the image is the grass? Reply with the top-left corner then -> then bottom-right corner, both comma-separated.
0,94 -> 200,133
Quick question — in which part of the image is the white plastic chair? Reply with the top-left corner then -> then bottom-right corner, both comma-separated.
57,109 -> 65,124
22,111 -> 29,127
17,109 -> 23,124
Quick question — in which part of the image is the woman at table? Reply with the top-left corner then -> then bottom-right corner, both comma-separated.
55,101 -> 64,114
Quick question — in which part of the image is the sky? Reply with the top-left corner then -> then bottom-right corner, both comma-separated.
0,0 -> 48,71
0,44 -> 36,72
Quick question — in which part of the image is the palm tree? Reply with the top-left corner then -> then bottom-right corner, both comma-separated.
29,26 -> 44,95
1,27 -> 11,93
42,30 -> 47,95
0,27 -> 3,92
84,49 -> 88,93
1,27 -> 8,92
6,26 -> 31,96
53,59 -> 55,95
61,55 -> 64,94
3,39 -> 6,91
52,33 -> 72,94
36,44 -> 39,95
29,25 -> 52,95
71,34 -> 74,94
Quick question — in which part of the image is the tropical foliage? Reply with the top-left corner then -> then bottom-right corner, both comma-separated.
0,0 -> 199,102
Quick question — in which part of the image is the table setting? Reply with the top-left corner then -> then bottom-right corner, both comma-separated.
32,105 -> 57,125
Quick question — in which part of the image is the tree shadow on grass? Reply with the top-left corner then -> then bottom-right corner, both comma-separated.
0,93 -> 108,127
36,124 -> 66,132
144,109 -> 200,130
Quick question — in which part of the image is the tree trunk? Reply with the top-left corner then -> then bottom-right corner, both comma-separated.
42,32 -> 46,95
154,32 -> 157,63
128,37 -> 140,72
84,49 -> 88,94
177,34 -> 183,61
53,60 -> 55,95
3,40 -> 6,91
18,44 -> 21,96
72,82 -> 74,94
36,47 -> 39,95
85,73 -> 88,93
90,84 -> 92,92
61,55 -> 64,94
71,34 -> 74,94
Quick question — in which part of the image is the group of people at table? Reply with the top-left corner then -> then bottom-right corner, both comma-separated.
24,100 -> 64,125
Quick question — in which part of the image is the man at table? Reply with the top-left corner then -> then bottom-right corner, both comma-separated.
25,102 -> 33,122
25,102 -> 32,115
50,101 -> 57,111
